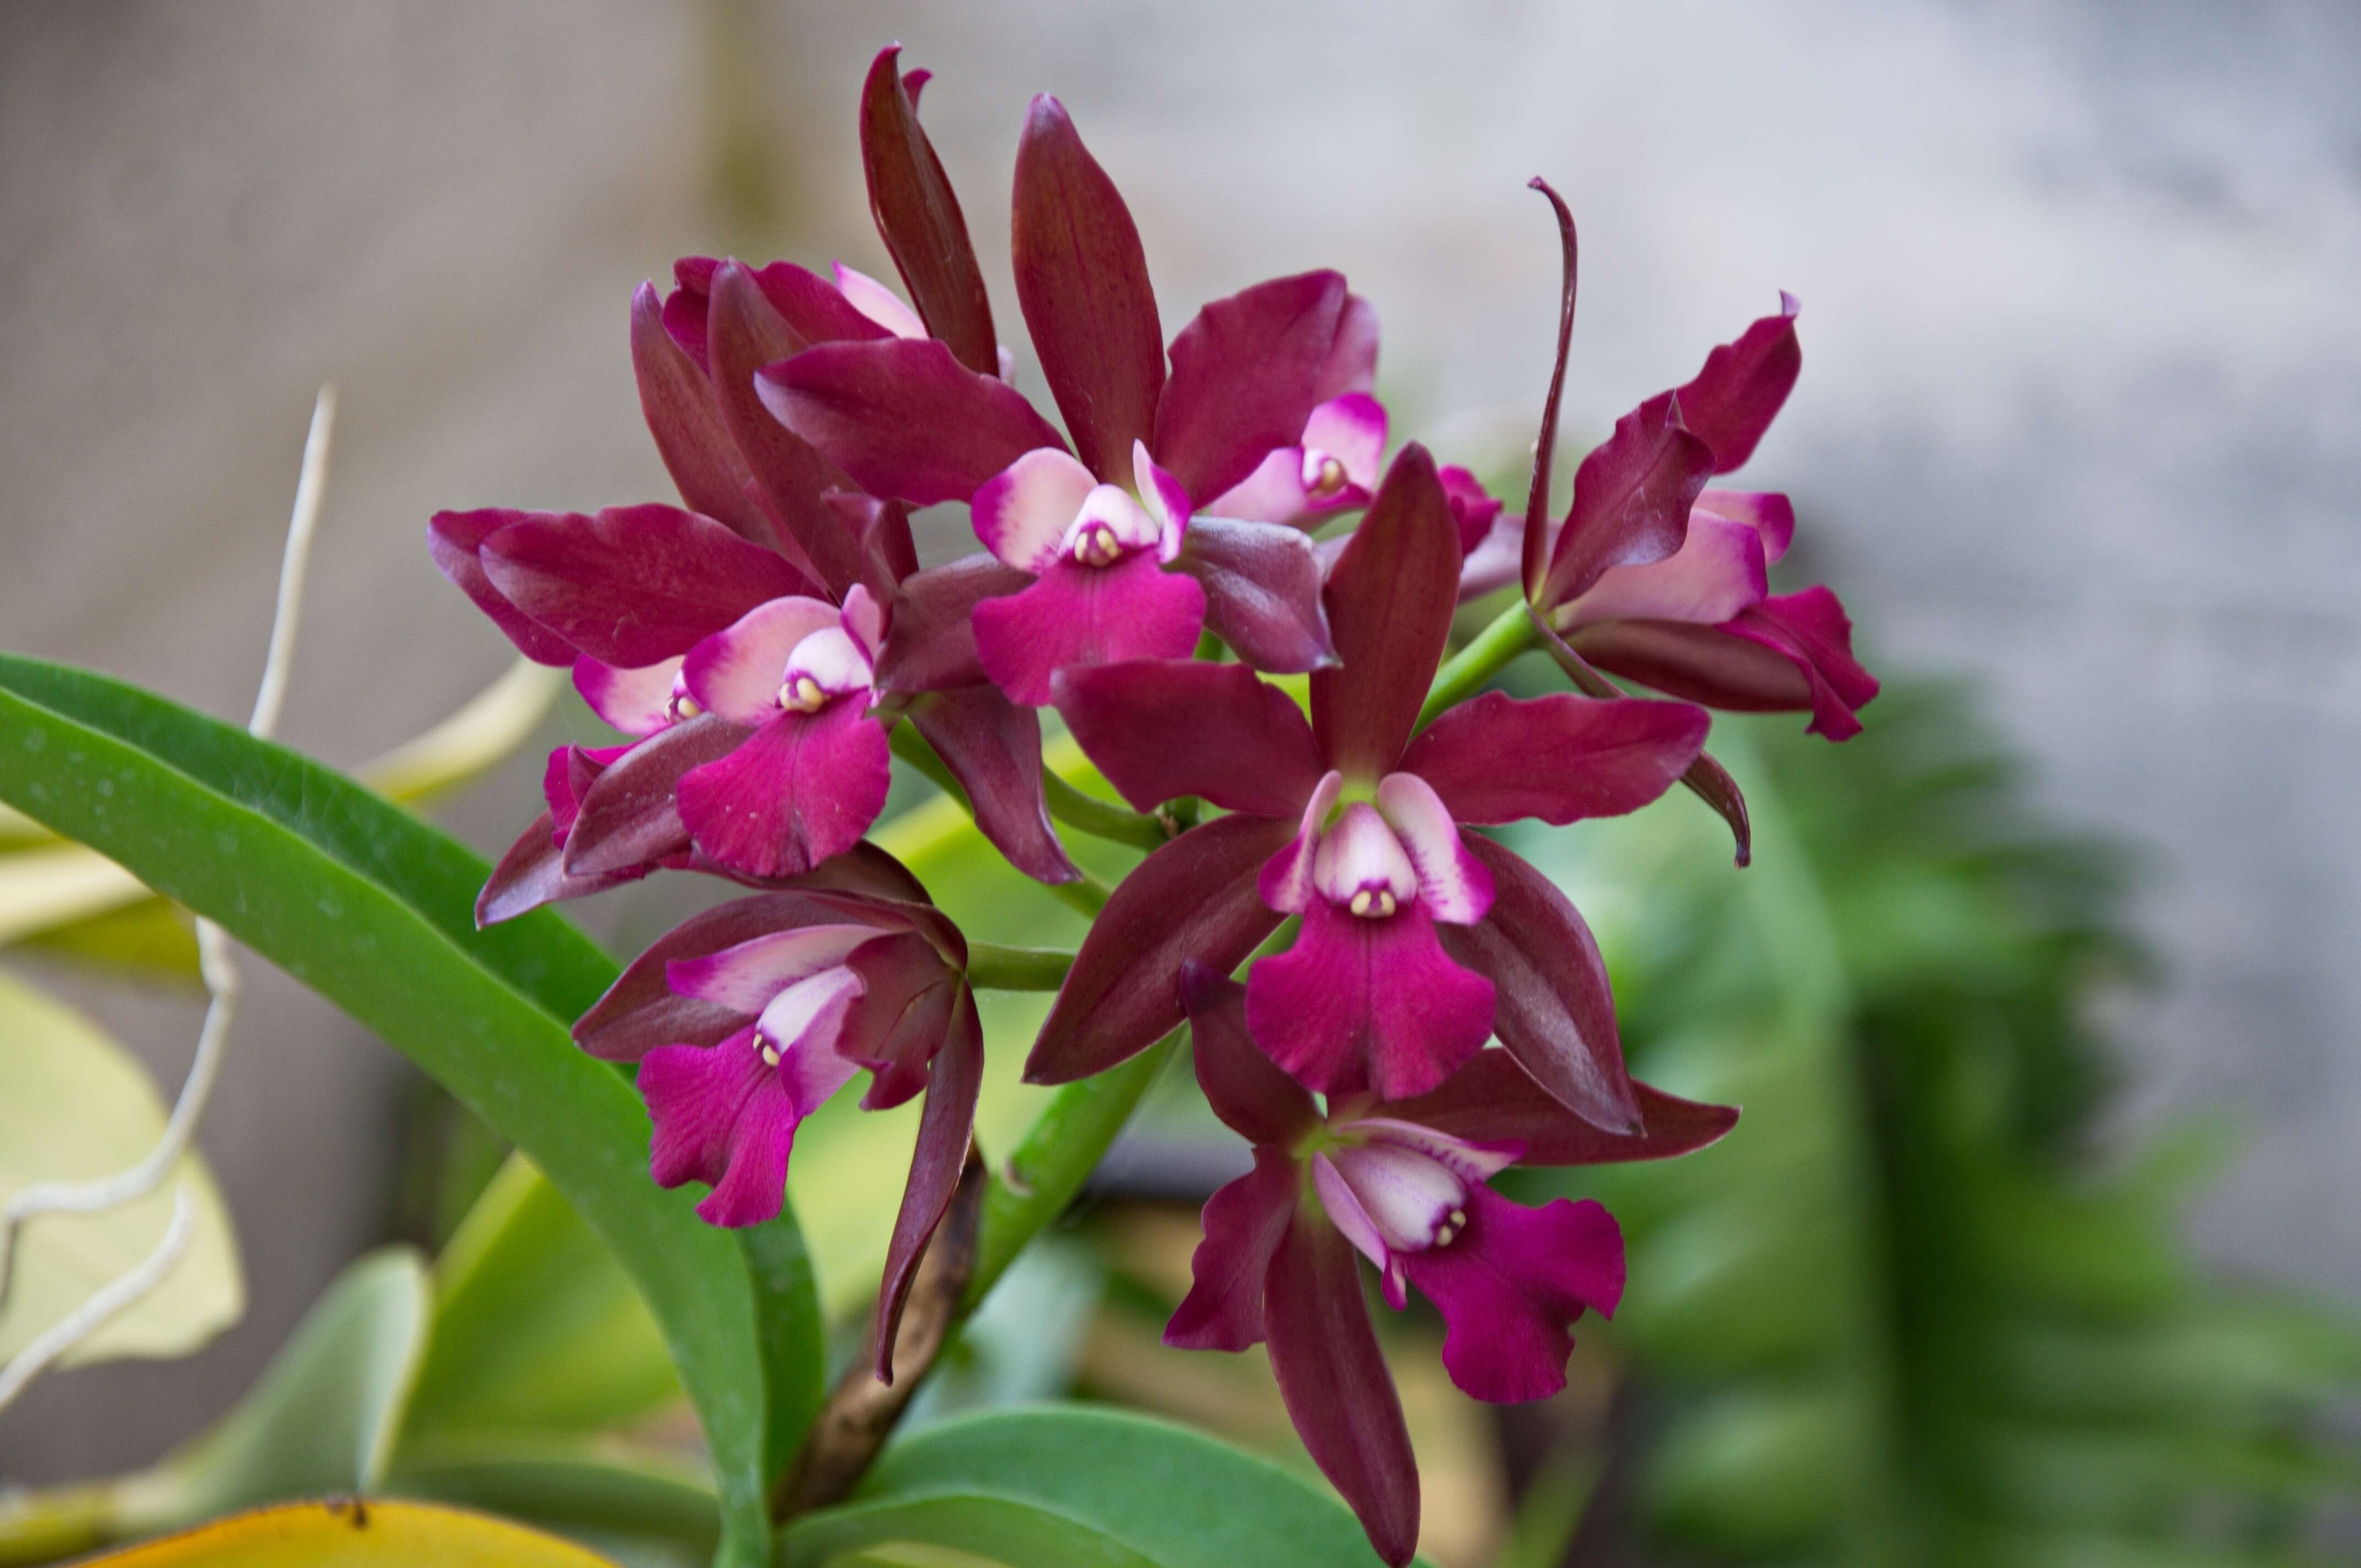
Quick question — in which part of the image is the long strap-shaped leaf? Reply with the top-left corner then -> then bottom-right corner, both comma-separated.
0,654 -> 786,1568
784,1405 -> 1424,1567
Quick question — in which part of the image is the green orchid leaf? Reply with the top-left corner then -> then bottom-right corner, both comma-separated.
0,968 -> 242,1370
401,1155 -> 681,1442
389,1431 -> 720,1560
0,653 -> 801,1568
116,1249 -> 432,1535
784,1405 -> 1417,1568
0,658 -> 562,982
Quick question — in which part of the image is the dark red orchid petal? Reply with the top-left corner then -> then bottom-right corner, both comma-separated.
677,704 -> 894,881
859,47 -> 999,376
1163,1147 -> 1299,1353
1263,1210 -> 1419,1568
842,932 -> 961,1109
749,259 -> 896,349
1382,1050 -> 1739,1165
1439,466 -> 1503,559
1567,618 -> 1805,710
479,504 -> 812,668
900,67 -> 930,107
1179,965 -> 1318,1149
873,553 -> 1031,696
1025,812 -> 1295,1085
1154,270 -> 1347,504
872,986 -> 982,1382
1437,836 -> 1640,1135
564,713 -> 749,878
662,256 -> 888,373
1400,690 -> 1707,826
1399,1186 -> 1622,1404
1723,587 -> 1878,739
547,742 -> 628,838
569,912 -> 755,1061
427,511 -> 579,665
571,880 -> 938,1061
973,554 -> 1206,708
829,886 -> 965,977
631,281 -> 768,543
1052,657 -> 1323,818
1520,179 -> 1579,603
839,489 -> 921,597
475,810 -> 648,927
1313,292 -> 1380,404
1173,516 -> 1337,675
708,262 -> 871,594
661,257 -> 721,369
1011,95 -> 1165,481
1539,390 -> 1716,611
1679,750 -> 1753,867
1674,293 -> 1801,473
759,337 -> 1067,506
904,684 -> 1083,886
1569,587 -> 1877,741
1528,614 -> 1754,864
1312,444 -> 1462,780
1246,896 -> 1495,1102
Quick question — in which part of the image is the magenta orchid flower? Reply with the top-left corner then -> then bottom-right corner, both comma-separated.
1033,445 -> 1709,1125
667,585 -> 892,879
572,844 -> 982,1380
1206,391 -> 1387,527
429,52 -> 1108,908
754,80 -> 1380,702
1169,967 -> 1737,1566
477,741 -> 674,925
963,439 -> 1205,703
1468,186 -> 1877,745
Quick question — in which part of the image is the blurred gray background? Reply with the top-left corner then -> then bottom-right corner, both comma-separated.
3,0 -> 2355,1478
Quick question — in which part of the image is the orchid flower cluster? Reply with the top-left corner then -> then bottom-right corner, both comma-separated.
429,47 -> 1874,1564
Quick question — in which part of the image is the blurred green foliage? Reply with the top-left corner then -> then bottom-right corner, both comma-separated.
1506,677 -> 2361,1565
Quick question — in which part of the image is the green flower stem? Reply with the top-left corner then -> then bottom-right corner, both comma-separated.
964,942 -> 1076,992
1042,769 -> 1169,851
1416,600 -> 1536,729
961,1031 -> 1182,1311
1048,869 -> 1114,916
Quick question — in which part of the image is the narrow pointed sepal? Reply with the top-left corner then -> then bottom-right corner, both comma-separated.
1263,1210 -> 1421,1567
1312,444 -> 1462,781
859,46 -> 999,375
872,987 -> 984,1381
1025,813 -> 1295,1084
1435,836 -> 1640,1135
1011,94 -> 1165,480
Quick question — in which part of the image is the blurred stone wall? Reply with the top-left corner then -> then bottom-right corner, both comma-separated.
2,0 -> 2355,1478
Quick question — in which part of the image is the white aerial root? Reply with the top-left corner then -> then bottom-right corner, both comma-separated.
0,1190 -> 199,1413
0,386 -> 336,1415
